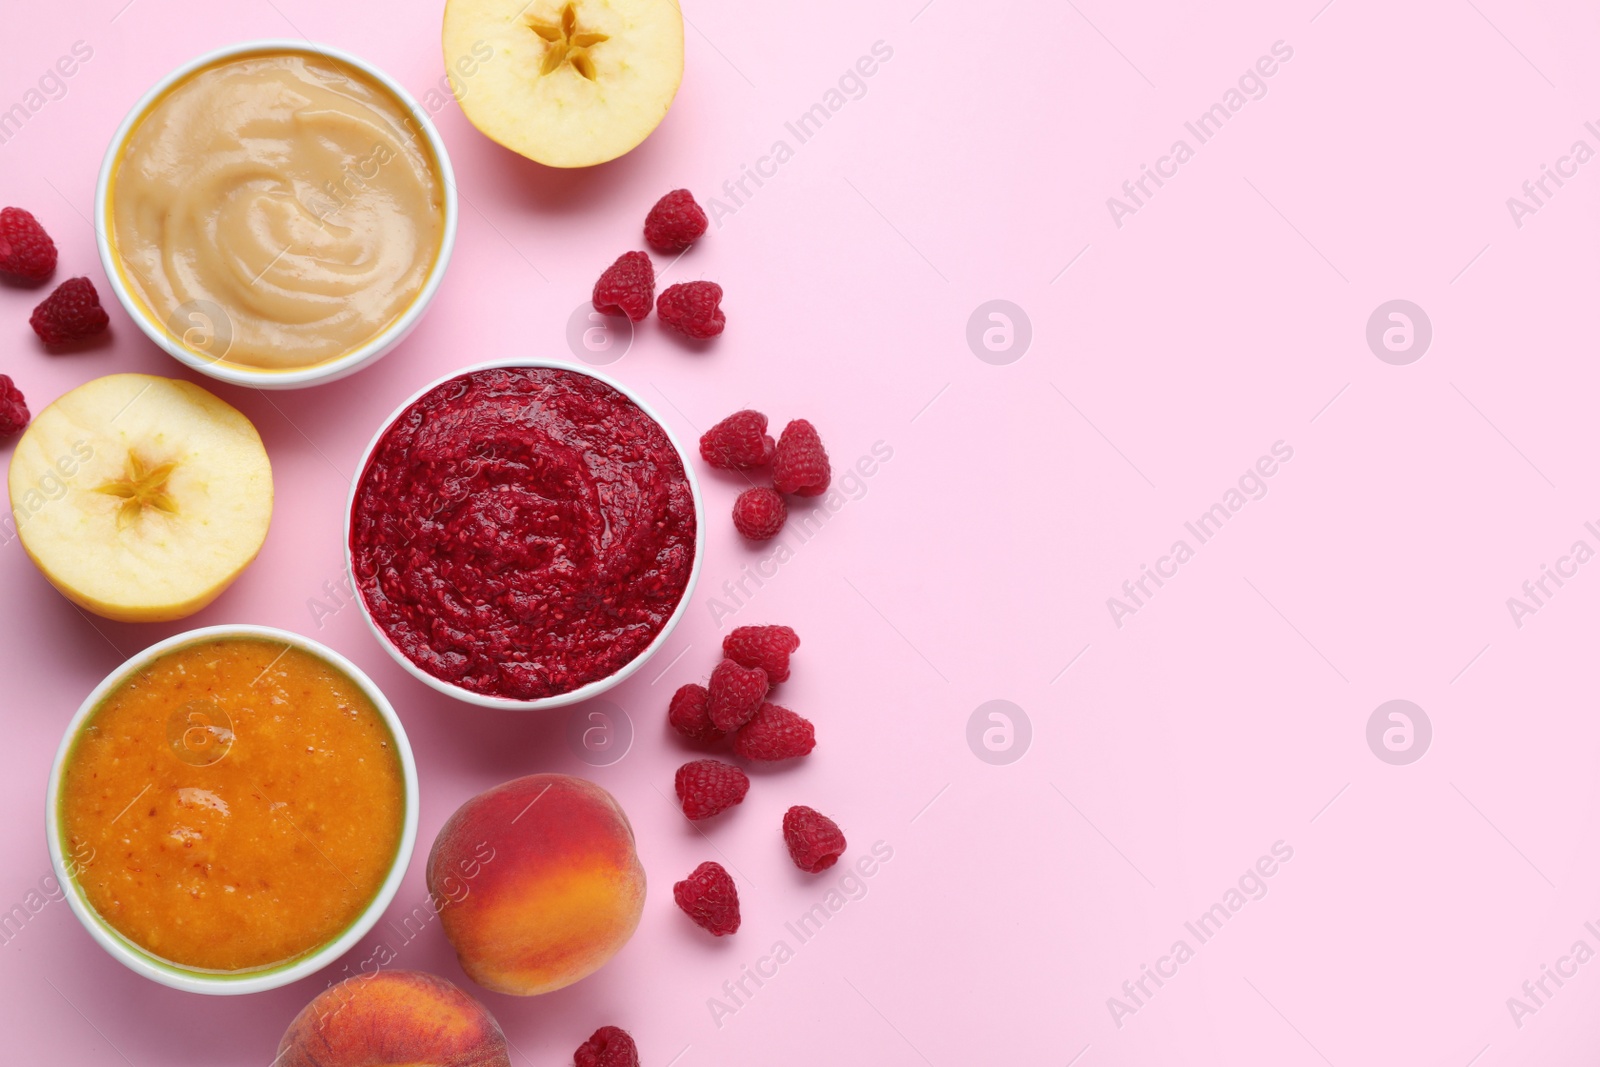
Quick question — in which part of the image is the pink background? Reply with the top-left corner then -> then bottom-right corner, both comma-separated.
4,0 -> 1600,1063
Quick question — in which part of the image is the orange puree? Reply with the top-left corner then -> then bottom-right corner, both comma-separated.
108,51 -> 445,371
60,638 -> 404,973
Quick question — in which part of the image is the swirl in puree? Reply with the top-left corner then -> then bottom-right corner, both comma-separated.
108,51 -> 444,370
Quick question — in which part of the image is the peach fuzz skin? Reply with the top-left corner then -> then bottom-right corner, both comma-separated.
276,970 -> 510,1067
427,774 -> 646,996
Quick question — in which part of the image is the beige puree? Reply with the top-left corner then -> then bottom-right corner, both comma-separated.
109,52 -> 444,371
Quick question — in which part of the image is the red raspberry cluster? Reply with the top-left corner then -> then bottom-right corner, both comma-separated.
0,209 -> 112,442
1,207 -> 110,347
699,411 -> 832,542
668,625 -> 807,756
668,623 -> 847,936
591,189 -> 725,339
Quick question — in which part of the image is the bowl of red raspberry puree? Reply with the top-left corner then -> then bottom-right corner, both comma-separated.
345,360 -> 703,709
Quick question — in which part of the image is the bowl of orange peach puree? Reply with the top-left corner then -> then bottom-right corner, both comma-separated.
96,42 -> 456,388
47,626 -> 418,994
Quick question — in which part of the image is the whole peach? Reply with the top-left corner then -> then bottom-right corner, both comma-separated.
428,773 -> 646,996
276,969 -> 509,1067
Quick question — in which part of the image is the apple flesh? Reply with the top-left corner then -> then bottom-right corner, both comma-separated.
444,0 -> 685,167
6,373 -> 272,622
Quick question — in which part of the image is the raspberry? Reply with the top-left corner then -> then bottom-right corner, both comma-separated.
30,277 -> 110,344
706,659 -> 768,731
575,1026 -> 640,1067
722,625 -> 800,683
735,703 -> 815,761
773,419 -> 830,496
732,487 -> 786,541
783,806 -> 846,873
675,759 -> 750,820
668,683 -> 724,744
699,409 -> 774,471
657,281 -> 724,339
0,208 -> 57,283
0,375 -> 29,439
673,860 -> 740,935
644,188 -> 709,254
592,251 -> 655,321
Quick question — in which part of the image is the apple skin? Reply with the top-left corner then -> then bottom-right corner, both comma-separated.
427,774 -> 646,995
16,538 -> 261,623
275,970 -> 511,1067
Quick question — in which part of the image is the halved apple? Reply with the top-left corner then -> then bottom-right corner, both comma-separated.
7,374 -> 272,623
444,0 -> 685,168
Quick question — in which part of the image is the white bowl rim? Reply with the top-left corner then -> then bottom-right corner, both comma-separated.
45,624 -> 421,996
343,358 -> 706,710
93,38 -> 460,389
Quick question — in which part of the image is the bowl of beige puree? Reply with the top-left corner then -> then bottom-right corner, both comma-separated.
96,41 -> 458,389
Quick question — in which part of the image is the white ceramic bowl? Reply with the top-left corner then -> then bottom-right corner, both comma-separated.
45,625 -> 420,995
94,40 -> 458,389
345,359 -> 705,710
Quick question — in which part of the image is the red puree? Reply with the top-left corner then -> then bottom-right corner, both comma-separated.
351,367 -> 696,699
